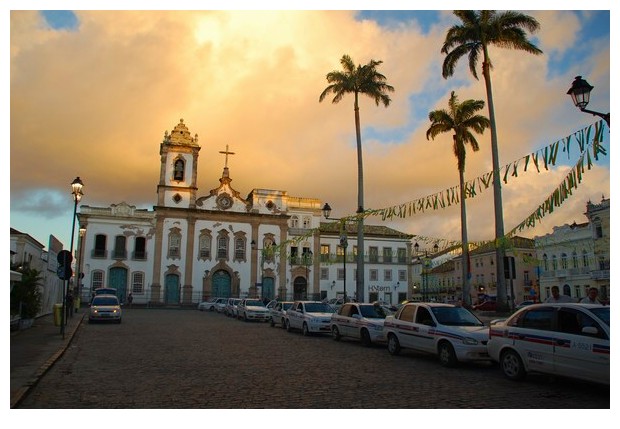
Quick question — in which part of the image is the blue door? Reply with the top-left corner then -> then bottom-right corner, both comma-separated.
262,277 -> 275,300
109,267 -> 128,303
165,274 -> 180,304
212,270 -> 231,298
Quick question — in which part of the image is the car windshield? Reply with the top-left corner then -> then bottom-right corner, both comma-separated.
282,303 -> 294,311
590,307 -> 610,326
431,307 -> 483,326
92,297 -> 119,306
245,300 -> 264,307
304,303 -> 333,313
359,304 -> 388,319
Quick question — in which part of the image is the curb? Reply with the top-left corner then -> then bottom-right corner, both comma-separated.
10,314 -> 85,409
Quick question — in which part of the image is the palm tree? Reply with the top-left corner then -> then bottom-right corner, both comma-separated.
319,54 -> 394,302
441,10 -> 542,310
426,91 -> 490,306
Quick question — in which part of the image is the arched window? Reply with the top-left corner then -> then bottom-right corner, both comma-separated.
91,270 -> 104,290
217,231 -> 229,260
173,158 -> 185,181
572,251 -> 578,269
114,235 -> 127,259
563,284 -> 571,297
94,234 -> 107,258
134,237 -> 146,260
234,236 -> 246,262
168,230 -> 181,259
561,253 -> 568,269
132,272 -> 144,294
582,250 -> 589,267
290,215 -> 299,228
552,255 -> 558,270
199,231 -> 212,259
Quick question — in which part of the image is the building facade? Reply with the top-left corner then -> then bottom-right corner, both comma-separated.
535,197 -> 610,302
76,119 -> 413,306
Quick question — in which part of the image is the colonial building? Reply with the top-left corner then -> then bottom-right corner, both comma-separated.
76,119 -> 413,306
535,197 -> 610,302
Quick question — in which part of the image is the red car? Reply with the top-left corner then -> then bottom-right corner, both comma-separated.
472,300 -> 497,311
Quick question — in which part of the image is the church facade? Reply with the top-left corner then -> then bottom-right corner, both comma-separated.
76,119 -> 413,306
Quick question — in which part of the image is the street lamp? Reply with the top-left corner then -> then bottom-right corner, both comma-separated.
567,76 -> 610,126
322,203 -> 348,302
61,177 -> 83,338
76,226 -> 86,307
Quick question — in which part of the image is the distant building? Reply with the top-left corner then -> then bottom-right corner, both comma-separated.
535,197 -> 610,302
76,119 -> 413,306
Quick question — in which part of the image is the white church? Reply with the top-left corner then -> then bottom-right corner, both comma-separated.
77,119 -> 413,306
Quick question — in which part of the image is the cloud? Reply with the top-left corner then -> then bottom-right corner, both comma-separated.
9,10 -> 610,248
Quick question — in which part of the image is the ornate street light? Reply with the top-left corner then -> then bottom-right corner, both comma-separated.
567,76 -> 610,126
61,177 -> 84,338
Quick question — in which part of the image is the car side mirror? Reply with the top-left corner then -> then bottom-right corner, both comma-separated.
581,326 -> 598,336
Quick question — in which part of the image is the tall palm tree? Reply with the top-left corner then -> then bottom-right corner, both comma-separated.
441,10 -> 542,310
319,54 -> 394,302
426,91 -> 490,306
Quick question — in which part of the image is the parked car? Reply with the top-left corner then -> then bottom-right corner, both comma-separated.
269,301 -> 294,328
331,302 -> 390,346
285,301 -> 334,335
472,300 -> 497,311
198,298 -> 224,311
89,294 -> 122,324
237,298 -> 271,322
488,303 -> 610,385
225,298 -> 242,317
384,302 -> 490,367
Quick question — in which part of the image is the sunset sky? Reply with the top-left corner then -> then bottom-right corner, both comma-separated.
7,2 -> 613,252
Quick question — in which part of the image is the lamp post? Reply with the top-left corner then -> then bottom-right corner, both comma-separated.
76,226 -> 86,309
322,203 -> 348,303
61,177 -> 83,338
567,76 -> 610,126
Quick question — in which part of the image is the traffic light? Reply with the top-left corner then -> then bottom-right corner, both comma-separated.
57,250 -> 73,280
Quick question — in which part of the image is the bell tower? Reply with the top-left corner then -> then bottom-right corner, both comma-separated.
157,119 -> 201,208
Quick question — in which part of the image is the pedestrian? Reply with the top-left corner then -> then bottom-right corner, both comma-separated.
580,287 -> 602,304
66,291 -> 74,319
545,286 -> 573,303
127,292 -> 134,308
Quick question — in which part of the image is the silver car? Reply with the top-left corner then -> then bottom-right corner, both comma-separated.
89,294 -> 122,324
331,302 -> 390,346
269,301 -> 294,328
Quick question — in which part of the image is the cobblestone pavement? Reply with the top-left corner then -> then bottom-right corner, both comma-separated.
17,309 -> 610,409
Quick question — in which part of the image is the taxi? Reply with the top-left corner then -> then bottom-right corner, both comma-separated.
384,302 -> 490,367
285,301 -> 334,336
331,302 -> 390,346
488,303 -> 609,385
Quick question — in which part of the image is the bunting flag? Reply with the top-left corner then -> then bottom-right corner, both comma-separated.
370,120 -> 607,222
267,120 -> 607,258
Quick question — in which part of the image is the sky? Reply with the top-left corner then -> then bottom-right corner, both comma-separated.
6,2 -> 614,255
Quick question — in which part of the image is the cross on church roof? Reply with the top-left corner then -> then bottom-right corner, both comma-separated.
219,144 -> 235,168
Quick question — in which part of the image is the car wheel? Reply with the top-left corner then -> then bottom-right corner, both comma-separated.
438,341 -> 458,367
500,349 -> 526,381
387,334 -> 401,355
243,312 -> 248,322
360,329 -> 372,347
285,319 -> 292,332
302,323 -> 310,336
209,306 -> 215,312
332,325 -> 341,341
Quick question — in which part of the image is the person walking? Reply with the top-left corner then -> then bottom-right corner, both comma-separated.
580,287 -> 602,304
545,286 -> 573,303
127,293 -> 134,308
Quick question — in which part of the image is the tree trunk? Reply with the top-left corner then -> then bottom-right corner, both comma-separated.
482,46 -> 507,311
459,169 -> 471,306
354,92 -> 365,302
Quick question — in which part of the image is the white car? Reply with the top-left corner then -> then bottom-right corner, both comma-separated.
269,301 -> 294,328
225,298 -> 242,317
237,298 -> 271,322
331,302 -> 390,346
285,301 -> 334,336
198,297 -> 227,312
488,303 -> 610,385
384,303 -> 490,367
